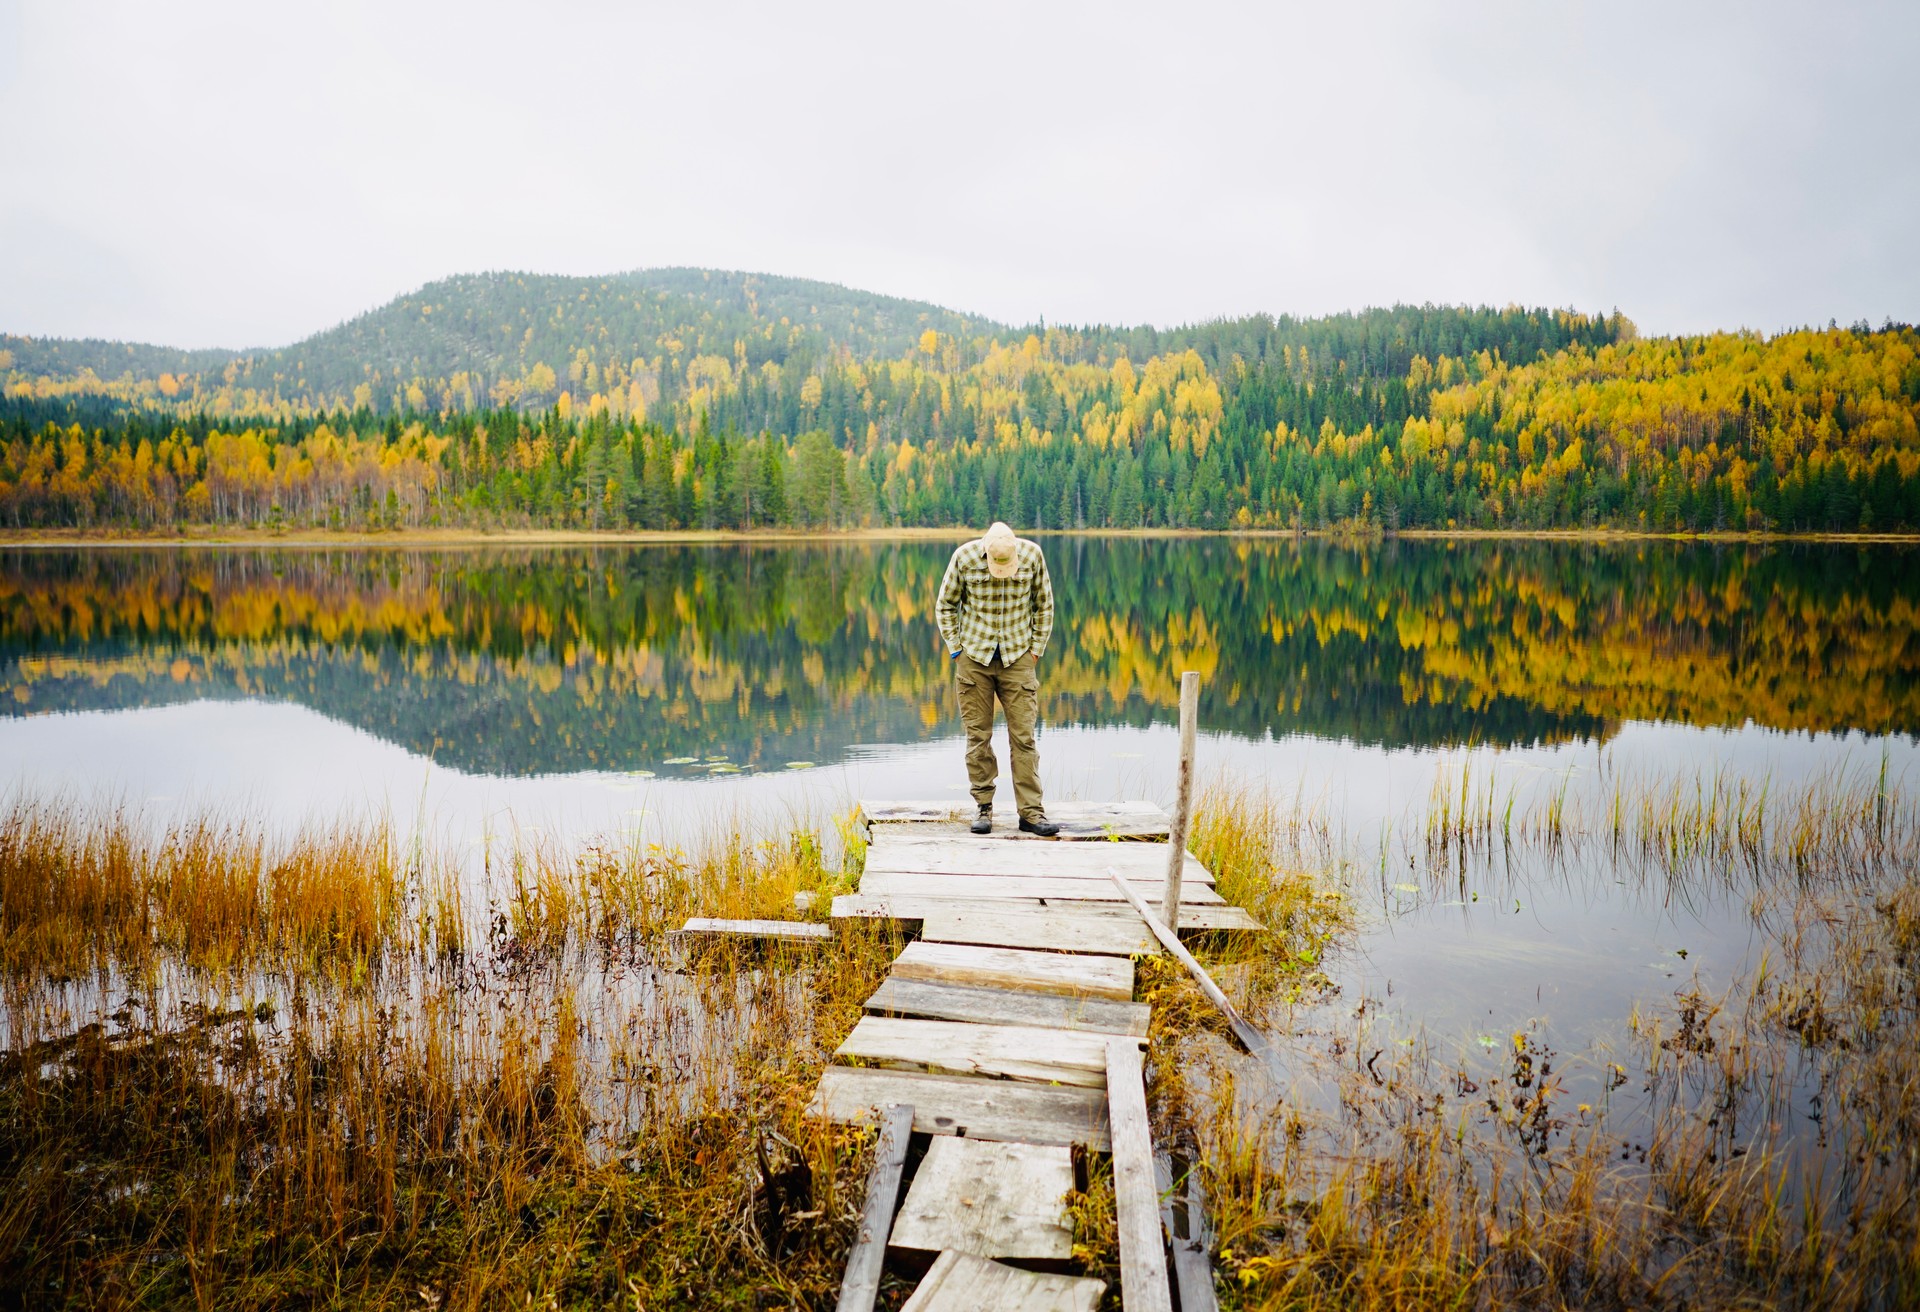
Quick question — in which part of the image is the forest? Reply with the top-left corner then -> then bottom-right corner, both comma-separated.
3,269 -> 1917,533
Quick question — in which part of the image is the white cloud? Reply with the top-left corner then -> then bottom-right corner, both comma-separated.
1,0 -> 1915,346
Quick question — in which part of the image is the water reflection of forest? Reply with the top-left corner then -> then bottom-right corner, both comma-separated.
2,540 -> 1915,776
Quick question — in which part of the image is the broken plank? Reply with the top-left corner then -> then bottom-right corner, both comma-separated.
835,1103 -> 913,1312
864,977 -> 1151,1038
1106,1039 -> 1173,1312
1160,1153 -> 1220,1312
893,941 -> 1134,1002
919,905 -> 1158,957
899,1249 -> 1104,1312
672,917 -> 831,943
857,872 -> 1224,906
809,1067 -> 1111,1151
864,839 -> 1213,883
837,1015 -> 1131,1088
889,1137 -> 1076,1261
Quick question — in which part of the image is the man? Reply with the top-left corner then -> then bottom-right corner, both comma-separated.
935,522 -> 1060,836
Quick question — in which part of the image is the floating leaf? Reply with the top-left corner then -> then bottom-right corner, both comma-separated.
626,769 -> 656,778
1393,882 -> 1421,894
784,761 -> 816,770
662,757 -> 698,766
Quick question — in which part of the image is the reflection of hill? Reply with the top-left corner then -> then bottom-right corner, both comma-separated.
0,540 -> 1914,776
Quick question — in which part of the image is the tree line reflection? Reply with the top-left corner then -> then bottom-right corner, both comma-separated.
2,539 -> 1913,775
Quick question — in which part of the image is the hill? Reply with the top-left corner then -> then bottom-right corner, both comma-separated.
2,269 -> 1915,535
2,267 -> 1626,419
0,268 -> 1007,415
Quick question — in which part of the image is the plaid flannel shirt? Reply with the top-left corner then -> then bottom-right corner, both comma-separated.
936,536 -> 1054,664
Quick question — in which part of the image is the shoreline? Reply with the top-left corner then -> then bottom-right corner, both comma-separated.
1,525 -> 1916,548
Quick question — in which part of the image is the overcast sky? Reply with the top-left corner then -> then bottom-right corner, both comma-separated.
2,0 -> 1916,349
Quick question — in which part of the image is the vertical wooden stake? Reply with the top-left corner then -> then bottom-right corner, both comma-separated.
1162,671 -> 1200,932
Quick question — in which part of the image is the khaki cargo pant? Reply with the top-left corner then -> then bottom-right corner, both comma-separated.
954,650 -> 1046,819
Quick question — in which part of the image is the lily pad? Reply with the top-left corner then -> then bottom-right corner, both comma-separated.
626,769 -> 656,778
784,761 -> 816,770
662,757 -> 698,766
1393,882 -> 1421,894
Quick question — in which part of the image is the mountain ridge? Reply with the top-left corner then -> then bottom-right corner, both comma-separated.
3,266 -> 1625,417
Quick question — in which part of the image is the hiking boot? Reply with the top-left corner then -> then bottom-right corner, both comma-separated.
970,804 -> 993,835
1018,814 -> 1061,837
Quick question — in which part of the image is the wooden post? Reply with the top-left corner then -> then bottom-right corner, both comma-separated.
1162,672 -> 1200,932
837,1102 -> 914,1312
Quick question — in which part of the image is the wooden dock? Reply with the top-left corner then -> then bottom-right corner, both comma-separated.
806,798 -> 1262,1311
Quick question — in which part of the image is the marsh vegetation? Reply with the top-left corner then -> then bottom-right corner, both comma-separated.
2,757 -> 1912,1308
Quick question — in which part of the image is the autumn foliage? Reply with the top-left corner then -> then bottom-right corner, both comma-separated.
3,271 -> 1916,533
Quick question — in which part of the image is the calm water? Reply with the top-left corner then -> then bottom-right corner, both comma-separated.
4,537 -> 1918,1140
5,537 -> 1917,847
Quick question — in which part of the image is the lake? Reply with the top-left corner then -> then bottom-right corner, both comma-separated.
5,534 -> 1918,1295
6,536 -> 1916,838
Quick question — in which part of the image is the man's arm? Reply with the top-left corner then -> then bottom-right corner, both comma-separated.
935,547 -> 966,655
1030,546 -> 1054,659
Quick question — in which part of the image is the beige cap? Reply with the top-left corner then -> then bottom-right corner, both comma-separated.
983,522 -> 1018,579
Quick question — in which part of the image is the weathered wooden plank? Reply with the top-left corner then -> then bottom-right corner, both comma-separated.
899,1249 -> 1105,1312
837,1015 -> 1131,1088
864,977 -> 1151,1038
1106,1039 -> 1172,1312
673,917 -> 831,943
892,941 -> 1134,1001
1042,900 -> 1264,933
809,1067 -> 1110,1151
866,825 -> 1168,845
833,893 -> 1258,933
857,872 -> 1225,906
920,905 -> 1159,957
862,800 -> 1167,826
864,839 -> 1213,883
834,893 -> 1046,920
873,823 -> 1168,843
836,1103 -> 913,1312
889,1137 -> 1076,1261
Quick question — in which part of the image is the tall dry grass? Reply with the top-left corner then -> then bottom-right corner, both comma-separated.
1152,767 -> 1920,1312
0,802 -> 405,979
0,797 -> 900,1309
